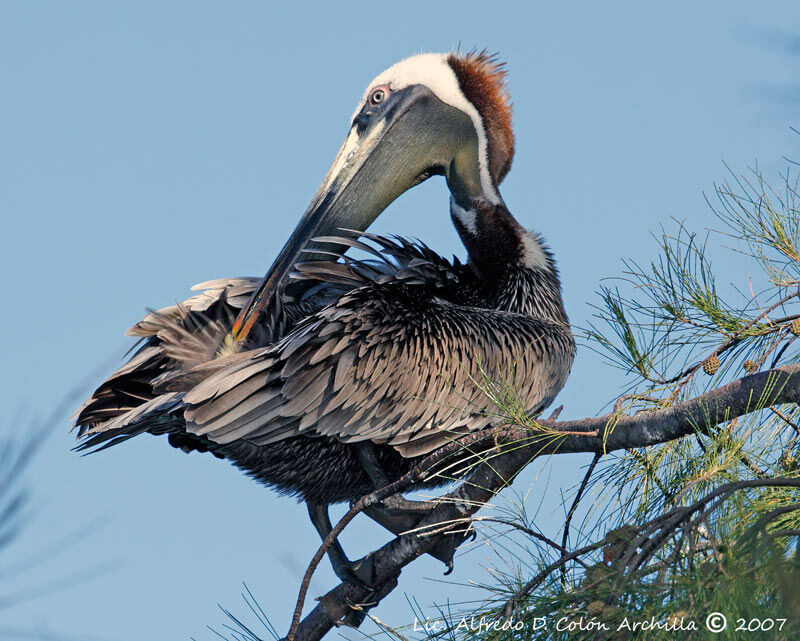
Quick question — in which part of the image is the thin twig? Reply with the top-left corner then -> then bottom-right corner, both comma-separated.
473,517 -> 588,566
770,406 -> 800,437
289,367 -> 800,641
500,539 -> 605,620
560,453 -> 601,585
650,290 -> 800,386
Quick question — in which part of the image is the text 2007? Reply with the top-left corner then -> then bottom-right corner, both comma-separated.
735,618 -> 786,632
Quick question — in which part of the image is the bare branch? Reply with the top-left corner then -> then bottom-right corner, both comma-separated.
560,453 -> 600,584
288,364 -> 800,641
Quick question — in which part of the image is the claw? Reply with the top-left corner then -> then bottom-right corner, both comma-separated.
339,608 -> 368,628
429,522 -> 475,572
331,551 -> 379,590
364,499 -> 475,574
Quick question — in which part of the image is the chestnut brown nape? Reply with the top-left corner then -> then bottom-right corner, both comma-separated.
447,51 -> 515,185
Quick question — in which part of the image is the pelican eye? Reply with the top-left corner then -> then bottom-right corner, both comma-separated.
368,85 -> 390,106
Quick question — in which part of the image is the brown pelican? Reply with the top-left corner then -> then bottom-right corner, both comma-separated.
74,52 -> 575,587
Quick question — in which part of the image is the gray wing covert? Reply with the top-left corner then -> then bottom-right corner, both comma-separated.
183,285 -> 575,457
74,277 -> 261,436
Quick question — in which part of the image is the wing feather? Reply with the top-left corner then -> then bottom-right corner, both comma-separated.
76,233 -> 575,462
184,278 -> 575,456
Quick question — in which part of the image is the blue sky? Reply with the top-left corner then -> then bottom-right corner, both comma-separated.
1,2 -> 799,639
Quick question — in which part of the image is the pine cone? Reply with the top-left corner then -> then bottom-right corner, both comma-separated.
587,600 -> 606,616
791,318 -> 800,336
703,355 -> 720,375
743,360 -> 756,372
667,611 -> 689,626
781,452 -> 797,471
584,562 -> 612,584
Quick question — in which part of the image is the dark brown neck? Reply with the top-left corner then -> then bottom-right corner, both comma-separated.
450,197 -> 552,279
450,197 -> 568,325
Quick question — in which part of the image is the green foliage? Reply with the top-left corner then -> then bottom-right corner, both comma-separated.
586,164 -> 800,396
210,161 -> 800,641
398,161 -> 800,641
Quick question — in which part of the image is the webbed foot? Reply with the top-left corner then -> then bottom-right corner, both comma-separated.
428,523 -> 476,573
331,551 -> 377,590
365,499 -> 476,572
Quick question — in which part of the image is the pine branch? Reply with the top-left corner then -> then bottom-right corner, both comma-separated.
287,364 -> 800,641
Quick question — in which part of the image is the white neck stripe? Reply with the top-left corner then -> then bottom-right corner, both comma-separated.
450,197 -> 478,234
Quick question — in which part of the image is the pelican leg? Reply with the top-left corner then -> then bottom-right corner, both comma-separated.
354,443 -> 438,511
354,443 -> 474,572
306,502 -> 378,590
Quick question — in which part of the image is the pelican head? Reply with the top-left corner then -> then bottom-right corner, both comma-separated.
231,51 -> 515,344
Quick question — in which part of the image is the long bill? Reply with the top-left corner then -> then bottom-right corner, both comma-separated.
228,84 -> 482,348
228,124 -> 380,346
